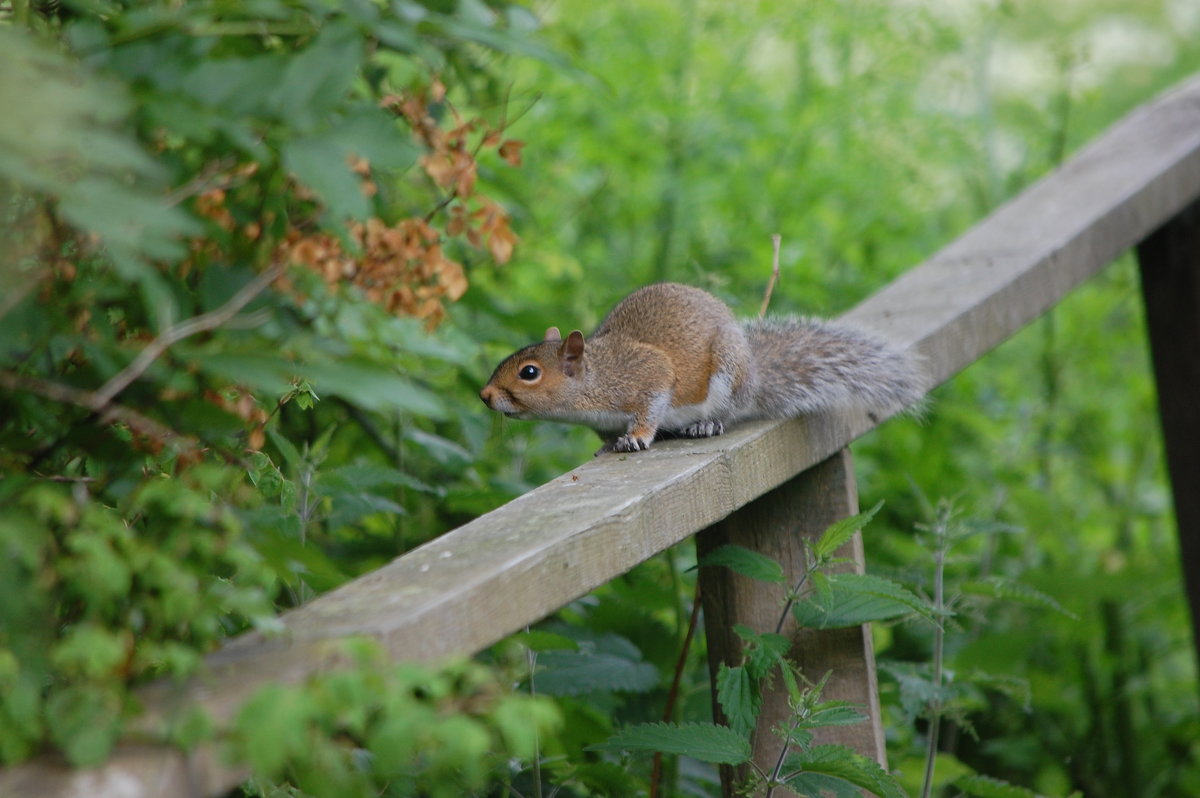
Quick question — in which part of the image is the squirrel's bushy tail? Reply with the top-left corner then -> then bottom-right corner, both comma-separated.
741,318 -> 929,420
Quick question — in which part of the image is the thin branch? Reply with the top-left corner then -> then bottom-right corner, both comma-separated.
763,714 -> 803,797
758,234 -> 782,319
920,511 -> 950,798
93,264 -> 282,407
775,559 -> 813,636
163,156 -> 238,207
0,370 -> 197,450
651,581 -> 703,798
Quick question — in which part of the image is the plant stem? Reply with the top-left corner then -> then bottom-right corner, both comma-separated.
526,631 -> 543,798
94,263 -> 282,407
758,234 -> 782,318
763,714 -> 804,798
652,580 -> 703,798
775,563 -> 814,635
920,514 -> 948,798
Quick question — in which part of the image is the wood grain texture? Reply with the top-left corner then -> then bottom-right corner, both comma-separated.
8,73 -> 1200,798
1137,197 -> 1200,671
698,449 -> 885,796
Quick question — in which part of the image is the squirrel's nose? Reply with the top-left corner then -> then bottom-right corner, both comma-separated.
480,386 -> 495,407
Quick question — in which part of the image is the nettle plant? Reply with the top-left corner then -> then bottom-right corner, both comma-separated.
594,504 -> 915,798
593,502 -> 1078,798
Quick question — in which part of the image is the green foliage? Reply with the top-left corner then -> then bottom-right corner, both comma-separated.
952,774 -> 1069,798
715,663 -> 760,738
533,630 -> 660,696
235,653 -> 561,798
4,0 -> 1200,795
0,0 -> 561,783
592,721 -> 751,765
783,746 -> 906,798
699,545 -> 785,584
812,502 -> 884,560
0,472 -> 276,765
609,512 -> 911,797
793,573 -> 934,629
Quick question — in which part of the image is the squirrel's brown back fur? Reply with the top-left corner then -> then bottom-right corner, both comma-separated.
591,283 -> 754,408
480,282 -> 927,453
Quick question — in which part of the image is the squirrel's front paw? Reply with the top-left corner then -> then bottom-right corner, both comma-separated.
682,420 -> 725,438
611,433 -> 652,453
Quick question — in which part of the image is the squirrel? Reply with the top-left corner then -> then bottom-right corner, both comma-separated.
480,282 -> 928,453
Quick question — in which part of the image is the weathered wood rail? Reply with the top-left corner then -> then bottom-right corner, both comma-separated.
6,74 -> 1200,798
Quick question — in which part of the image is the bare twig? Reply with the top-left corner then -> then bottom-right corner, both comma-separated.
920,511 -> 950,798
163,156 -> 239,207
763,714 -> 803,798
651,582 -> 703,798
93,264 -> 282,407
775,565 -> 813,636
0,370 -> 197,450
758,234 -> 782,319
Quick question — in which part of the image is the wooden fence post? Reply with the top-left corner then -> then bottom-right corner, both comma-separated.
1136,198 -> 1200,672
697,447 -> 886,796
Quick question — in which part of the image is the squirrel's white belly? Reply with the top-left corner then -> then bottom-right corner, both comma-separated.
662,371 -> 738,429
549,408 -> 634,433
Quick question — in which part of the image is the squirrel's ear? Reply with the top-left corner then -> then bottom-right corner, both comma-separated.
559,330 -> 585,377
544,326 -> 562,342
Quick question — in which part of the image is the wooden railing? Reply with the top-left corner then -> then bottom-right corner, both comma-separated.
6,74 -> 1200,798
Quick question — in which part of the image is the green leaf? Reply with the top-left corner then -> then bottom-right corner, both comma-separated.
282,109 -> 417,223
785,773 -> 864,798
169,705 -> 216,750
405,429 -> 472,469
534,649 -> 659,696
235,684 -> 318,777
264,428 -> 303,476
430,8 -> 568,68
0,28 -> 198,276
959,577 -> 1078,619
283,134 -> 370,221
813,501 -> 883,560
511,630 -> 579,653
300,359 -> 446,417
318,463 -> 436,495
272,21 -> 362,127
700,545 -> 785,583
792,573 -> 933,629
49,624 -> 127,680
247,520 -> 353,593
879,662 -> 953,721
716,664 -> 760,737
0,662 -> 41,763
591,722 -> 751,765
733,625 -> 791,679
954,774 -> 1040,798
191,352 -> 296,395
45,685 -> 122,767
571,761 -> 644,795
782,745 -> 907,798
803,700 -> 869,729
192,353 -> 446,417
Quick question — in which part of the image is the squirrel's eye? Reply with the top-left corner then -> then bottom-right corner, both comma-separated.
518,364 -> 541,381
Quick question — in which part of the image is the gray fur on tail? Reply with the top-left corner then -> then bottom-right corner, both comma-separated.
739,317 -> 928,420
